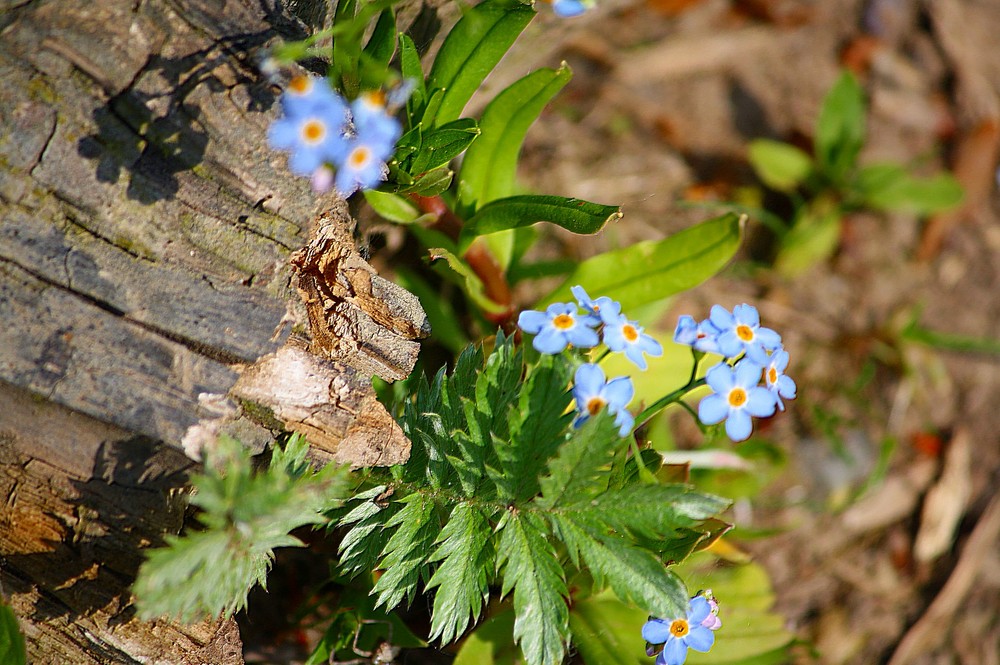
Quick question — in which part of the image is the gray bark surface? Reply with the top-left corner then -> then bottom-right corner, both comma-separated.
0,0 -> 427,661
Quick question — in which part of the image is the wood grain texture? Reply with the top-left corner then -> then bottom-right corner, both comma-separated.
0,0 -> 430,661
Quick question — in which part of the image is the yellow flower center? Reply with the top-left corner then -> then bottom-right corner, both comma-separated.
670,619 -> 689,638
301,119 -> 325,144
623,324 -> 639,342
363,90 -> 387,107
349,146 -> 371,168
768,367 -> 778,384
552,314 -> 575,330
289,75 -> 311,95
728,387 -> 747,407
586,397 -> 606,416
736,324 -> 754,341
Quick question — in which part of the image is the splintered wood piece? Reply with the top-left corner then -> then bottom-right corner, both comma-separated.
231,346 -> 410,468
290,205 -> 431,382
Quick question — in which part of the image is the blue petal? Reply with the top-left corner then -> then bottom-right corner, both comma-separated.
533,328 -> 568,354
771,348 -> 790,371
709,304 -> 734,331
704,363 -> 735,394
685,625 -> 715,652
595,297 -> 621,324
756,326 -> 782,350
603,324 -> 627,352
603,376 -> 634,410
674,315 -> 698,345
625,345 -> 648,370
663,637 -> 688,665
725,409 -> 753,442
552,0 -> 588,16
575,363 -> 606,396
289,147 -> 324,176
642,619 -> 672,644
688,597 -> 710,624
517,310 -> 548,334
715,331 -> 744,358
546,302 -> 575,317
566,325 -> 599,348
777,375 -> 796,399
614,409 -> 635,437
639,335 -> 663,357
698,394 -> 728,426
746,387 -> 777,417
267,119 -> 299,149
733,303 -> 760,327
571,285 -> 593,309
734,360 -> 764,388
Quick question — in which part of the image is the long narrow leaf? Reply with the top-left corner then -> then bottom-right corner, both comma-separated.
461,195 -> 621,249
425,0 -> 536,127
541,212 -> 744,312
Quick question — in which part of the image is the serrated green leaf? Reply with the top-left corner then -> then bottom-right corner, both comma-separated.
426,503 -> 495,643
411,119 -> 481,174
338,486 -> 399,577
855,163 -> 963,214
460,195 -> 622,250
574,484 -> 730,538
372,494 -> 440,609
536,413 -> 624,509
747,139 -> 814,192
540,213 -> 743,313
425,0 -> 536,127
0,604 -> 26,665
458,65 -> 573,217
549,514 -> 688,620
497,511 -> 569,665
429,247 -> 507,314
364,190 -> 422,223
497,355 -> 574,502
815,71 -> 866,182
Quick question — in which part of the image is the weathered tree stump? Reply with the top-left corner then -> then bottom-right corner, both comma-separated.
0,1 -> 427,661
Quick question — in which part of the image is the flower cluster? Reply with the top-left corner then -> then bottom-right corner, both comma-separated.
642,591 -> 721,665
517,286 -> 663,436
548,0 -> 595,17
267,75 -> 402,196
674,304 -> 796,442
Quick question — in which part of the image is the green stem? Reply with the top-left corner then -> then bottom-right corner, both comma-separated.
634,376 -> 707,432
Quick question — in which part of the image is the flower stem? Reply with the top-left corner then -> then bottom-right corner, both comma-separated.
634,375 -> 707,431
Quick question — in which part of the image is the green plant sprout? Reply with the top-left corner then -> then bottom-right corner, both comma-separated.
746,70 -> 964,275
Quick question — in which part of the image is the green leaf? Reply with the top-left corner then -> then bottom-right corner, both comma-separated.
362,8 -> 397,70
461,195 -> 622,249
747,139 -> 813,192
338,486 -> 399,577
550,514 -> 689,620
855,163 -> 963,214
410,118 -> 480,175
452,607 -> 520,665
569,596 -> 646,665
575,484 -> 731,537
364,190 -> 422,223
0,603 -> 26,665
458,65 -> 573,216
400,34 -> 426,125
429,247 -> 507,314
426,503 -> 495,644
405,167 -> 455,197
537,413 -> 624,509
496,511 -> 569,665
496,354 -> 575,502
774,197 -> 841,276
815,71 -> 866,182
541,212 -> 744,312
372,494 -> 440,610
425,0 -> 536,127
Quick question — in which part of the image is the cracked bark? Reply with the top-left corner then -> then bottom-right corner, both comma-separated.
0,1 -> 428,662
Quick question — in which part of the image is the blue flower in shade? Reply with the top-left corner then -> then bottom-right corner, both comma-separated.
698,360 -> 776,442
268,80 -> 350,177
572,364 -> 634,436
279,75 -> 345,117
763,348 -> 796,411
350,92 -> 403,146
642,595 -> 720,665
708,304 -> 781,362
571,285 -> 618,319
603,312 -> 663,370
673,315 -> 722,355
332,135 -> 393,196
518,303 -> 600,354
551,0 -> 592,17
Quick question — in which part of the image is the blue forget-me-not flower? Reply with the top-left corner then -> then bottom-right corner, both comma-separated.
698,361 -> 776,442
764,347 -> 797,411
572,363 -> 634,436
642,594 -> 720,665
708,303 -> 781,362
518,302 -> 600,354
